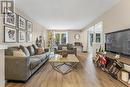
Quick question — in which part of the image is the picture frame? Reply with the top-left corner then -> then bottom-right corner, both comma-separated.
18,16 -> 26,30
4,26 -> 16,43
4,12 -> 16,26
26,32 -> 32,42
1,1 -> 14,14
18,30 -> 26,42
27,20 -> 32,32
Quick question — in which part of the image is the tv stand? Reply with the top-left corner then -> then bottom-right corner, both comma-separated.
96,52 -> 130,86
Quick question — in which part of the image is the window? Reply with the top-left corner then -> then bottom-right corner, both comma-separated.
94,22 -> 103,43
87,21 -> 103,48
96,33 -> 101,43
54,32 -> 68,45
55,33 -> 60,45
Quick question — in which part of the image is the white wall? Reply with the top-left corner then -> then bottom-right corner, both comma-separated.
50,30 -> 82,44
81,29 -> 88,51
0,50 -> 5,87
81,0 -> 130,51
0,4 -> 48,87
68,30 -> 82,44
0,7 -> 48,47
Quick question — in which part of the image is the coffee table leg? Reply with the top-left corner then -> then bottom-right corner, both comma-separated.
50,62 -> 78,74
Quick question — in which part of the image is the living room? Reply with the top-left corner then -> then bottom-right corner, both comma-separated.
0,0 -> 130,87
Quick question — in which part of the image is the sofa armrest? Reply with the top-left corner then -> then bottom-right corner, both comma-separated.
44,48 -> 49,52
5,56 -> 30,59
5,56 -> 31,81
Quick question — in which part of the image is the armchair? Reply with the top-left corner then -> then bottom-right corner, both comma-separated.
54,44 -> 77,56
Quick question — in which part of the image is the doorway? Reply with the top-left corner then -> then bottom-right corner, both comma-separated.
87,22 -> 104,54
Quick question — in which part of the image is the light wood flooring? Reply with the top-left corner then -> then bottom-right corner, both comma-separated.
6,53 -> 127,87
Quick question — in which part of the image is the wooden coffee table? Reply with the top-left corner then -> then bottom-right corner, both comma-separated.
49,54 -> 79,74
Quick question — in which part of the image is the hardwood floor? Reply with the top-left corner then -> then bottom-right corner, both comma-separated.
6,53 -> 127,87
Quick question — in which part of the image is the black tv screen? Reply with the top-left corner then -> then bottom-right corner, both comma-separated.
105,29 -> 130,56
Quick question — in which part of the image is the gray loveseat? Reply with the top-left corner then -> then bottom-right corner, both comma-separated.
5,45 -> 50,81
54,44 -> 77,55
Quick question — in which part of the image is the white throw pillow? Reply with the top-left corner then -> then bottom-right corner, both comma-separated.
62,47 -> 67,51
13,49 -> 27,57
124,64 -> 130,72
121,71 -> 129,82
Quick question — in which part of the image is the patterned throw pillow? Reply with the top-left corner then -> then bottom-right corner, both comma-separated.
27,46 -> 35,56
36,47 -> 44,55
13,49 -> 27,57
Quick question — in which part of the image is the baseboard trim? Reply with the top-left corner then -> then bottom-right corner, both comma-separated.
0,80 -> 5,87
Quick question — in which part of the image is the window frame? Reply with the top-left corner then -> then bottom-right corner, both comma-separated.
54,32 -> 68,44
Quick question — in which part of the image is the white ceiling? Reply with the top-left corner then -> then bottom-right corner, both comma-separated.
15,0 -> 120,30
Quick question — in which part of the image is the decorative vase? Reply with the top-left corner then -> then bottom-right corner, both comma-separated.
61,51 -> 68,58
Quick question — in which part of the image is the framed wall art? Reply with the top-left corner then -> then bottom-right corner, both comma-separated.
18,16 -> 26,29
26,32 -> 32,42
4,13 -> 16,26
18,30 -> 26,42
4,26 -> 16,43
27,20 -> 32,32
1,1 -> 14,14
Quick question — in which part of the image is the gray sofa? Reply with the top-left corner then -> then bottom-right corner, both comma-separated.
54,44 -> 77,55
5,45 -> 50,81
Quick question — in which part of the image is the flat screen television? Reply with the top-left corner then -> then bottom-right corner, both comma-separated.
105,29 -> 130,56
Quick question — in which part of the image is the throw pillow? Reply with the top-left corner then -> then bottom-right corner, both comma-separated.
36,47 -> 44,55
32,44 -> 39,54
58,45 -> 62,50
27,46 -> 35,56
62,47 -> 67,51
13,49 -> 27,57
32,44 -> 38,49
20,45 -> 30,57
67,44 -> 73,50
121,71 -> 129,82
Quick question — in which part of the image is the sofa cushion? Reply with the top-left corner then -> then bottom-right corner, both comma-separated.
67,44 -> 73,50
58,45 -> 63,50
30,53 -> 47,61
30,58 -> 41,70
20,45 -> 30,57
27,46 -> 35,56
62,47 -> 67,51
45,52 -> 50,57
68,50 -> 74,54
58,45 -> 67,50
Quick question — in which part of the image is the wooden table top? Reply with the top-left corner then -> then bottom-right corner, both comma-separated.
49,54 -> 79,63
